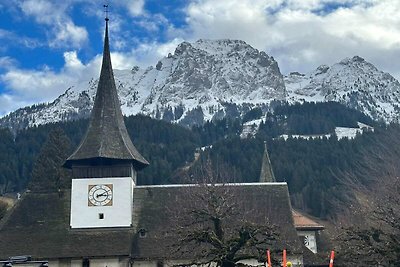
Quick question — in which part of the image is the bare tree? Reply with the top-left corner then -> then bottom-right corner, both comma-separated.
334,175 -> 400,266
167,159 -> 279,267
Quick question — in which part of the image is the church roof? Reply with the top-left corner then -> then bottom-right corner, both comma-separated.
63,20 -> 148,170
0,183 -> 302,261
132,183 -> 303,260
259,142 -> 276,183
0,192 -> 133,260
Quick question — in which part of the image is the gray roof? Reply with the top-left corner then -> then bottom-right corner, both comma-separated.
0,192 -> 133,260
259,142 -> 276,183
132,183 -> 303,260
0,183 -> 302,261
64,20 -> 148,170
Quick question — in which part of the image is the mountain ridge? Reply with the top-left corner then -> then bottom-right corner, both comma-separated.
1,39 -> 398,132
286,55 -> 400,122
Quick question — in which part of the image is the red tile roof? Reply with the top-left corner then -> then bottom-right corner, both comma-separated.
292,209 -> 325,230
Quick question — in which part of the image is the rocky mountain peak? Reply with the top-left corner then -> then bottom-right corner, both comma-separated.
340,55 -> 365,65
0,39 -> 287,132
286,56 -> 400,122
192,39 -> 250,54
1,39 -> 400,132
174,41 -> 193,56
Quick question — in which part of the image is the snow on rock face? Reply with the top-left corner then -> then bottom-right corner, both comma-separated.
148,39 -> 286,120
286,56 -> 400,122
1,44 -> 400,133
0,39 -> 286,132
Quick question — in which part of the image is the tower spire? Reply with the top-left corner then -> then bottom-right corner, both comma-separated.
64,11 -> 149,177
259,141 -> 276,183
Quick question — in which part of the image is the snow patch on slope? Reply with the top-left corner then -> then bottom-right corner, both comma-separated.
240,118 -> 264,139
278,122 -> 374,141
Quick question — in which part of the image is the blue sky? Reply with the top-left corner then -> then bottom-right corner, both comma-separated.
0,0 -> 399,115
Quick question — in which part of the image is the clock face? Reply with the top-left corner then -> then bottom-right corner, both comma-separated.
88,184 -> 113,206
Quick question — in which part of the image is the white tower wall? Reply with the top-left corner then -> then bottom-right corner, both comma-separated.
70,177 -> 133,228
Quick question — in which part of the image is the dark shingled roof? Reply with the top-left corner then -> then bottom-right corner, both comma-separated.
0,192 -> 133,260
259,142 -> 276,183
132,183 -> 303,260
63,20 -> 148,170
0,183 -> 301,261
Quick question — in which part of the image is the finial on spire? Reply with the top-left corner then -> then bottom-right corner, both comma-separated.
104,4 -> 109,21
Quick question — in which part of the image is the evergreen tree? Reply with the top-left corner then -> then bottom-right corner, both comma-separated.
29,128 -> 72,192
0,128 -> 18,193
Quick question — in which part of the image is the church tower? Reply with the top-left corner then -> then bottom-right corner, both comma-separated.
259,141 -> 276,183
64,15 -> 149,229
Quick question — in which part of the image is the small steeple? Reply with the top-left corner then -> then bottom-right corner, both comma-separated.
64,15 -> 149,176
259,141 -> 276,183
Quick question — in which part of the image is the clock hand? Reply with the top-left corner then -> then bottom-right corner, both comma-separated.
96,193 -> 108,197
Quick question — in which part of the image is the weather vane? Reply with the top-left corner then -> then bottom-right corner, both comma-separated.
104,2 -> 109,21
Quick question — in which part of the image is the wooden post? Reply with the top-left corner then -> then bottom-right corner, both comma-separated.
329,251 -> 335,267
267,249 -> 272,267
283,249 -> 287,267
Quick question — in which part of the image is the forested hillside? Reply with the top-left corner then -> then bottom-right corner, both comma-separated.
191,126 -> 397,218
0,115 -> 199,192
0,101 -> 394,220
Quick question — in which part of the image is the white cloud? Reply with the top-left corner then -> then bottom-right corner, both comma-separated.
126,0 -> 145,16
0,51 -> 100,113
18,0 -> 88,48
98,37 -> 183,72
183,0 -> 400,77
0,36 -> 183,115
122,38 -> 184,68
63,51 -> 85,69
0,94 -> 31,117
50,21 -> 88,48
110,0 -> 146,17
0,57 -> 18,69
156,38 -> 184,58
0,28 -> 41,49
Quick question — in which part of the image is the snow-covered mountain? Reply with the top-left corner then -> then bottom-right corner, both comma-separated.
1,40 -> 400,132
0,39 -> 286,132
286,56 -> 400,122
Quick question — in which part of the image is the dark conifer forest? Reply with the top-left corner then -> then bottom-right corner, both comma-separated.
0,101 -> 396,219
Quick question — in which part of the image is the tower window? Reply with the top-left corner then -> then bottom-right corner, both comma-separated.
99,213 -> 104,219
